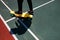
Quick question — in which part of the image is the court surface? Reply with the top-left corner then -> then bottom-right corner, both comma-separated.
0,0 -> 60,40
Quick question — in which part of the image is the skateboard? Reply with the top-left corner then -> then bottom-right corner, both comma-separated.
10,11 -> 33,18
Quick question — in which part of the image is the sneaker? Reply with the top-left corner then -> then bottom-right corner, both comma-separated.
28,11 -> 34,15
15,11 -> 22,14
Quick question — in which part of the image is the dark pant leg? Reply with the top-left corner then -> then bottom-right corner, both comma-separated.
17,0 -> 23,14
27,0 -> 33,11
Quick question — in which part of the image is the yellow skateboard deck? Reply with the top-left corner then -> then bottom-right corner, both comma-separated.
10,11 -> 33,18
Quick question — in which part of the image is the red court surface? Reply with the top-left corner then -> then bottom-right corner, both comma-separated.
0,16 -> 15,40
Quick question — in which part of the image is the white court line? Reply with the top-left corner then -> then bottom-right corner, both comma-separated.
5,0 -> 55,23
33,0 -> 54,10
0,0 -> 12,11
0,14 -> 18,40
6,17 -> 16,22
0,0 -> 55,40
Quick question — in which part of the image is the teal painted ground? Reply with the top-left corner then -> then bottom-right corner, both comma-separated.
0,0 -> 60,40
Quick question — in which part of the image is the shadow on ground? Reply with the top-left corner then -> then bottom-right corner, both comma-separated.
11,18 -> 32,35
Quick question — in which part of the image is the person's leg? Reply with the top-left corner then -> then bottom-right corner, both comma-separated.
27,0 -> 33,14
17,0 -> 23,14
